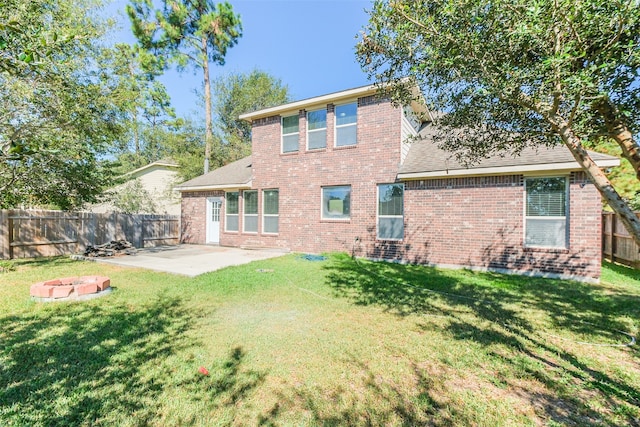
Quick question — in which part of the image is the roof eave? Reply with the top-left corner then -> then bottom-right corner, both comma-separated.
126,161 -> 179,177
397,159 -> 621,180
239,84 -> 381,122
175,181 -> 253,192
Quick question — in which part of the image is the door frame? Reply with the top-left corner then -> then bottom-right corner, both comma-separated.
206,196 -> 223,244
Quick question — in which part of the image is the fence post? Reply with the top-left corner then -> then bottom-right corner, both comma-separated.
610,212 -> 617,264
0,210 -> 8,260
133,214 -> 143,248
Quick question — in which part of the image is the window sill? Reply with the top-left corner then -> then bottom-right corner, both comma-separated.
306,147 -> 327,153
280,151 -> 298,156
523,246 -> 569,254
376,238 -> 404,242
242,231 -> 258,235
261,233 -> 278,236
320,219 -> 351,223
334,144 -> 357,150
223,230 -> 239,234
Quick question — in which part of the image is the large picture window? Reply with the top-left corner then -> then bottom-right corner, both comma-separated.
263,189 -> 279,234
322,186 -> 350,220
282,115 -> 299,153
243,190 -> 258,233
225,191 -> 239,232
378,183 -> 404,240
335,102 -> 357,147
525,177 -> 568,248
307,108 -> 327,150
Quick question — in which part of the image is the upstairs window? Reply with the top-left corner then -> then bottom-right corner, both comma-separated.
307,108 -> 327,150
378,184 -> 404,240
225,191 -> 239,232
525,177 -> 568,248
335,102 -> 357,147
322,185 -> 350,220
243,190 -> 258,233
282,115 -> 299,153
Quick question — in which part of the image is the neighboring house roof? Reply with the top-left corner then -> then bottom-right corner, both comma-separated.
175,156 -> 253,192
126,159 -> 179,178
398,127 -> 620,179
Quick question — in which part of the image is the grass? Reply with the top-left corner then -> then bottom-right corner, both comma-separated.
0,254 -> 639,426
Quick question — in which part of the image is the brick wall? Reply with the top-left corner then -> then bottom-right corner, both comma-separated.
217,94 -> 403,254
180,93 -> 602,282
368,172 -> 601,281
180,190 -> 224,244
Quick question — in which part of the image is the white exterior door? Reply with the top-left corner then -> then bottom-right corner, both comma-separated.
206,197 -> 222,244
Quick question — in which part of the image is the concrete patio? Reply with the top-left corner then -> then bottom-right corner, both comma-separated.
73,244 -> 288,277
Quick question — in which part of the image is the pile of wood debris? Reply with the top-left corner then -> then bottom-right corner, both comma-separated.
83,240 -> 137,257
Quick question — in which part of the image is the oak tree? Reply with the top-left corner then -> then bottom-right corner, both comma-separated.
357,0 -> 640,246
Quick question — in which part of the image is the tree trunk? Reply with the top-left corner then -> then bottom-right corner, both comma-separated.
551,113 -> 640,249
595,99 -> 640,180
202,35 -> 212,174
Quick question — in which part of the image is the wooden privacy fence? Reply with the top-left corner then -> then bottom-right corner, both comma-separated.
602,211 -> 640,268
0,209 -> 179,260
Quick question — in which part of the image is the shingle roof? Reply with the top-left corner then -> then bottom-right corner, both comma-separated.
175,156 -> 252,191
399,127 -> 620,178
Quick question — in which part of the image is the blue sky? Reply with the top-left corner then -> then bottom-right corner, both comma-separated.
108,0 -> 373,119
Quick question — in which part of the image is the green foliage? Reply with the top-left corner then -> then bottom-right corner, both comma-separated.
0,0 -> 126,209
358,0 -> 640,159
0,0 -> 100,76
213,69 -> 290,163
127,0 -> 242,69
0,260 -> 15,273
584,137 -> 639,204
163,119 -> 208,181
99,42 -> 176,166
111,70 -> 290,181
109,178 -> 158,214
357,0 -> 640,243
127,0 -> 243,172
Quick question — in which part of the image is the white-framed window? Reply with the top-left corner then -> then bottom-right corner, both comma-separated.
524,176 -> 568,248
335,102 -> 357,147
225,191 -> 239,232
322,185 -> 350,220
378,183 -> 404,240
262,189 -> 279,234
282,115 -> 299,153
307,108 -> 327,150
243,190 -> 258,233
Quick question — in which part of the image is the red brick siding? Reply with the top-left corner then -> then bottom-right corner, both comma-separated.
181,94 -> 602,281
383,172 -> 601,280
231,95 -> 402,254
180,190 -> 224,244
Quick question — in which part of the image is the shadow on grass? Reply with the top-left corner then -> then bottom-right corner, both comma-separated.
179,346 -> 266,407
603,261 -> 640,283
0,293 -> 191,425
259,359 -> 446,427
323,253 -> 640,426
0,293 -> 263,426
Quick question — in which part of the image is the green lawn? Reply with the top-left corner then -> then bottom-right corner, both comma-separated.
1,254 -> 639,426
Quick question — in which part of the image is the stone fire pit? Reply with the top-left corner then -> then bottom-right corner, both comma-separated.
30,276 -> 111,302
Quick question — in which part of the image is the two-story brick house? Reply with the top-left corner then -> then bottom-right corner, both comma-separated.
177,84 -> 619,282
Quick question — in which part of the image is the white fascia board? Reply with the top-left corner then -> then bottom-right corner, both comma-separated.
397,159 -> 620,180
175,181 -> 252,192
239,85 -> 379,121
